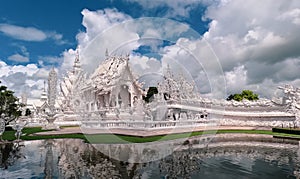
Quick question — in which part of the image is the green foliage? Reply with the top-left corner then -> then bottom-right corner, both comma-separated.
227,90 -> 259,101
143,87 -> 158,103
0,81 -> 21,124
25,108 -> 32,116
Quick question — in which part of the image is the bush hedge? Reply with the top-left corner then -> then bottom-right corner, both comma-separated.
272,128 -> 300,135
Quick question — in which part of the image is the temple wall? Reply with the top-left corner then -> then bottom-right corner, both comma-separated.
220,115 -> 296,127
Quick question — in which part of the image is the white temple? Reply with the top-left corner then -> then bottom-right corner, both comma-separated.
21,69 -> 60,126
81,53 -> 144,111
57,50 -> 85,121
19,48 -> 300,131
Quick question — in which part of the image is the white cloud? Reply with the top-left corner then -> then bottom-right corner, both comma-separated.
38,56 -> 63,65
129,55 -> 162,74
0,60 -> 50,99
7,45 -> 30,63
278,8 -> 300,25
61,8 -> 225,97
76,8 -> 132,47
58,1 -> 300,99
0,24 -> 46,41
201,0 -> 300,97
62,8 -> 140,74
0,23 -> 67,44
225,65 -> 247,93
157,37 -> 226,98
8,54 -> 29,63
62,8 -> 196,76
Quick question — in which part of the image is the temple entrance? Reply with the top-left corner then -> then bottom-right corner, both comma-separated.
119,85 -> 131,108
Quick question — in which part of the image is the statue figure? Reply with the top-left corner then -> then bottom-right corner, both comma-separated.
0,116 -> 5,141
12,120 -> 28,141
278,85 -> 300,114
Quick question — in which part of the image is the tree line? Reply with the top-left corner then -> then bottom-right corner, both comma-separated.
0,81 -> 22,125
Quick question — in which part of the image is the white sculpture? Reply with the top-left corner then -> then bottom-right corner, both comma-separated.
279,85 -> 300,113
12,120 -> 28,141
48,68 -> 57,111
0,115 -> 5,141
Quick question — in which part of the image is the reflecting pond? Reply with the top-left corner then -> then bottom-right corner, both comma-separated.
1,134 -> 300,178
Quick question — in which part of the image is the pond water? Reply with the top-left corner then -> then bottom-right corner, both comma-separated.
0,134 -> 300,179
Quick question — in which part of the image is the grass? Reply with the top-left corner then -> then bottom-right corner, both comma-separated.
1,127 -> 87,141
85,129 -> 300,144
1,127 -> 300,144
2,127 -> 49,141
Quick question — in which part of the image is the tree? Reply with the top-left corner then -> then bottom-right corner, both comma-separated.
25,108 -> 32,116
0,81 -> 21,125
143,87 -> 158,103
227,90 -> 259,101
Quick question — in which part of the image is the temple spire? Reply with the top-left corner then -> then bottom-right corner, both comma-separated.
74,48 -> 80,66
40,80 -> 48,102
73,47 -> 81,75
43,81 -> 46,92
165,64 -> 173,79
105,48 -> 109,58
48,68 -> 57,110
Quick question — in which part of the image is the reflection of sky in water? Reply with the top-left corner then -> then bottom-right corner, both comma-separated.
0,136 -> 299,179
0,140 -> 57,179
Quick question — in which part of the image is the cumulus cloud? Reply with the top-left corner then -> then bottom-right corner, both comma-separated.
157,37 -> 226,98
38,56 -> 63,66
8,54 -> 29,63
58,1 -> 300,99
7,45 -> 30,63
62,8 -> 193,74
124,0 -> 300,98
76,8 -> 133,47
0,23 -> 67,44
60,8 -> 139,74
61,8 -> 225,97
129,55 -> 162,75
278,8 -> 300,25
0,60 -> 51,99
201,0 -> 300,97
225,65 -> 247,93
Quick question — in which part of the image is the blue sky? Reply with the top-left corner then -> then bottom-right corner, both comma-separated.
0,0 -> 300,99
0,0 -> 208,66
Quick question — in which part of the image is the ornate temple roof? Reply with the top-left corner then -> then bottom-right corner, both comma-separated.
89,54 -> 143,94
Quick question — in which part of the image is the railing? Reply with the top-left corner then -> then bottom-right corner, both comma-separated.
81,119 -> 217,129
170,99 -> 287,112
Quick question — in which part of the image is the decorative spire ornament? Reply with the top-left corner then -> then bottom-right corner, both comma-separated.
105,48 -> 109,58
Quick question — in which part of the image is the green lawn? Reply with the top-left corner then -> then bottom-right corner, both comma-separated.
1,127 -> 86,141
1,127 -> 300,144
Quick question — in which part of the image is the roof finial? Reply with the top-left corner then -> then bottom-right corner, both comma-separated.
75,47 -> 80,63
43,80 -> 46,92
73,47 -> 81,71
165,64 -> 173,78
105,48 -> 109,58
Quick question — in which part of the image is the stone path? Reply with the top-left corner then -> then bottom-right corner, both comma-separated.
33,126 -> 271,137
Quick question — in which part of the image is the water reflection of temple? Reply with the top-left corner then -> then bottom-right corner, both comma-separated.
1,137 -> 300,178
44,140 -> 54,179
